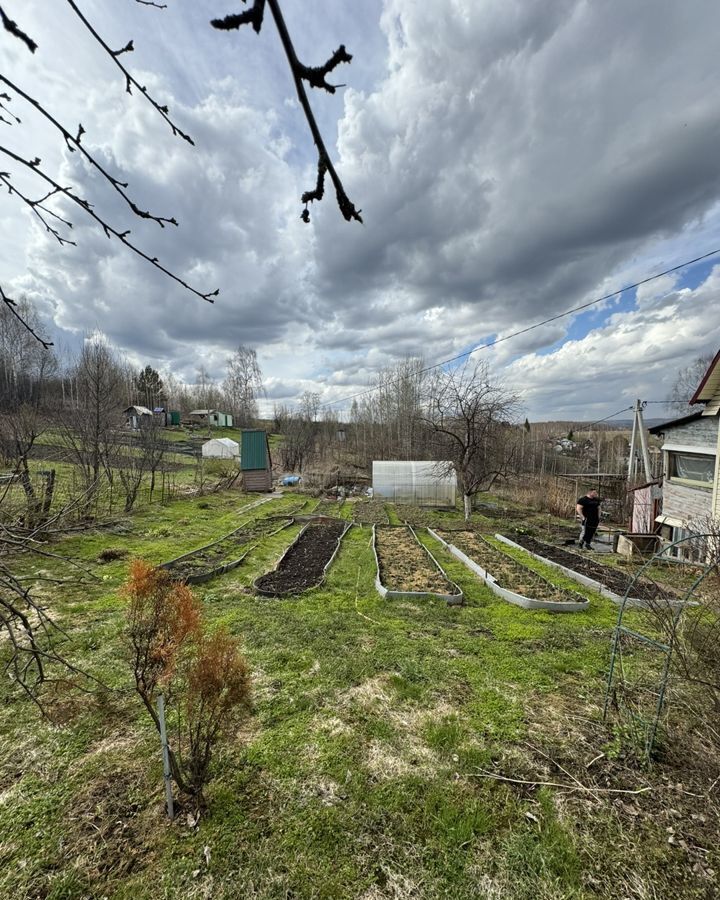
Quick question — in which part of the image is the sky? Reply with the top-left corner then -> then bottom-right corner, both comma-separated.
2,0 -> 720,422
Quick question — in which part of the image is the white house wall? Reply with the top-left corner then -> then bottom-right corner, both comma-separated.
662,480 -> 713,526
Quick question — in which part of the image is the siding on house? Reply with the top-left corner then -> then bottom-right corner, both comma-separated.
662,416 -> 718,449
662,480 -> 713,525
714,425 -> 720,519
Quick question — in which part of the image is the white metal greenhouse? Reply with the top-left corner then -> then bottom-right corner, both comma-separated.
202,437 -> 240,459
372,461 -> 457,507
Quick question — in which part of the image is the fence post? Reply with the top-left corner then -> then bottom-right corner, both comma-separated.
156,693 -> 175,821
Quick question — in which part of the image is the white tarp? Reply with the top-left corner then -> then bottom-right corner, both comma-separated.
202,438 -> 239,459
372,460 -> 456,507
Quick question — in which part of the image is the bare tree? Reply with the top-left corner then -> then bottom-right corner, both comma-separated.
274,394 -> 319,473
422,360 -> 521,520
667,352 -> 715,413
222,345 -> 263,426
137,416 -> 168,499
57,337 -> 125,504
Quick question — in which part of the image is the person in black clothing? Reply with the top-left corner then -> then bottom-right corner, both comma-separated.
576,490 -> 601,549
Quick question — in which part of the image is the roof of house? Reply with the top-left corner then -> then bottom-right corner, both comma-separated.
648,411 -> 704,435
125,405 -> 153,416
189,409 -> 215,415
690,349 -> 720,404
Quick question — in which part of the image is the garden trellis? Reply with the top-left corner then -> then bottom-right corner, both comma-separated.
603,533 -> 717,759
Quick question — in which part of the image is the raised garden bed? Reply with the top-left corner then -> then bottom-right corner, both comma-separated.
499,533 -> 680,606
431,530 -> 588,612
254,520 -> 350,596
373,526 -> 463,604
162,517 -> 293,584
353,499 -> 390,525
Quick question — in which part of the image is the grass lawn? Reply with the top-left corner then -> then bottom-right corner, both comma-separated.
0,491 -> 718,899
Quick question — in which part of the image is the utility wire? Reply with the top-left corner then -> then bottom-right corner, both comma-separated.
321,246 -> 720,410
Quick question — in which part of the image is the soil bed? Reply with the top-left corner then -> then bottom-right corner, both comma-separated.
163,517 -> 292,581
315,498 -> 346,517
353,499 -> 390,525
394,505 -> 444,527
375,526 -> 453,595
254,520 -> 348,596
508,534 -> 677,602
442,531 -> 584,603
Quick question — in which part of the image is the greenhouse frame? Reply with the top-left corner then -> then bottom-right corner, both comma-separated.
372,461 -> 457,507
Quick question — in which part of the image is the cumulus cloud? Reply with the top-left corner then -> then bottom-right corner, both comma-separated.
3,0 -> 720,418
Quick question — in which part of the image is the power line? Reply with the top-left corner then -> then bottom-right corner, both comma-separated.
321,246 -> 720,410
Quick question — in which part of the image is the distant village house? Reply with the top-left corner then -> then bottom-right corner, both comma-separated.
188,409 -> 234,428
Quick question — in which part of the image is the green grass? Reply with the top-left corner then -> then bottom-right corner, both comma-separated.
0,491 -> 716,899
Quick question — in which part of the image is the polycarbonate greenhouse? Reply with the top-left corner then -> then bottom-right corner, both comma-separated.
372,461 -> 457,507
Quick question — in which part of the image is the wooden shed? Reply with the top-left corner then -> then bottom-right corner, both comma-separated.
241,429 -> 272,491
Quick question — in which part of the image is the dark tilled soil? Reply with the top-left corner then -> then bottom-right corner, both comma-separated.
255,521 -> 346,595
510,534 -> 677,602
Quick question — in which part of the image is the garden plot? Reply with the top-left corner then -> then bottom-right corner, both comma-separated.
374,526 -> 462,603
474,501 -> 525,520
432,529 -> 588,611
503,533 -> 678,605
353,499 -> 390,525
162,517 -> 293,583
254,520 -> 349,596
315,497 -> 347,517
394,505 -> 439,526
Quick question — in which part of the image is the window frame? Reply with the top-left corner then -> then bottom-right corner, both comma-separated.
667,450 -> 715,490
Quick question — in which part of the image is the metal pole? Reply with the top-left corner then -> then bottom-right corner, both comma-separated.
157,693 -> 175,821
636,401 -> 653,482
627,400 -> 639,482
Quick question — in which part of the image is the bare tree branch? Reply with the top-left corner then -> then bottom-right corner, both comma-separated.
0,146 -> 219,303
0,285 -> 54,348
0,5 -> 37,53
63,0 -> 193,145
0,75 -> 179,228
212,1 -> 266,35
212,0 -> 362,223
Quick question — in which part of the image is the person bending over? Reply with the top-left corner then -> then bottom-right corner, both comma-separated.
576,490 -> 601,550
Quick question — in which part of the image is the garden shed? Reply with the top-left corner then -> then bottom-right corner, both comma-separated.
124,405 -> 153,429
202,437 -> 239,459
241,429 -> 272,491
189,409 -> 234,427
372,461 -> 456,507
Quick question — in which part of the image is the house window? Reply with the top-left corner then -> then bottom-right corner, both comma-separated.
668,452 -> 714,487
659,524 -> 706,561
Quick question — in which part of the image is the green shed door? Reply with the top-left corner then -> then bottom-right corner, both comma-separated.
241,430 -> 269,470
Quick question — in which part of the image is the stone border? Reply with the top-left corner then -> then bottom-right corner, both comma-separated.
373,525 -> 464,605
428,529 -> 589,613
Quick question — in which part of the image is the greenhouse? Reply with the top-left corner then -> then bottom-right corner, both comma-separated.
372,461 -> 457,507
201,437 -> 240,459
